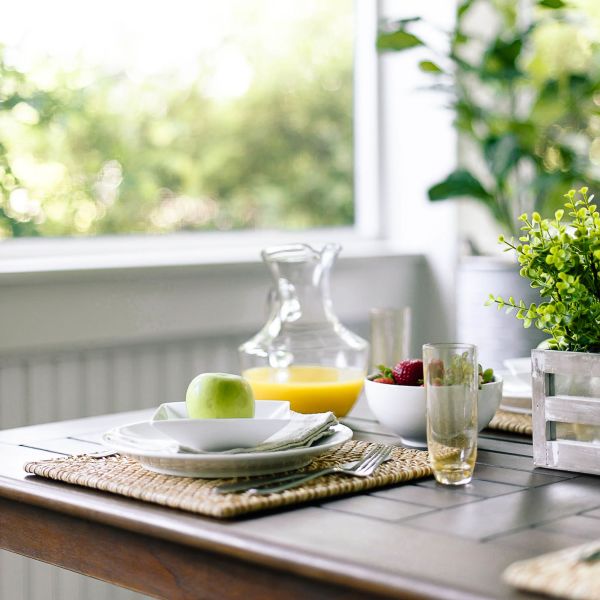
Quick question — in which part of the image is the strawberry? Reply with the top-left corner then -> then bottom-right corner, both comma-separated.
392,359 -> 423,386
373,376 -> 395,384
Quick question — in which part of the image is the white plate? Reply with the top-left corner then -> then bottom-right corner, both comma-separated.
500,372 -> 532,414
500,392 -> 532,415
102,422 -> 352,478
503,357 -> 532,387
151,417 -> 290,452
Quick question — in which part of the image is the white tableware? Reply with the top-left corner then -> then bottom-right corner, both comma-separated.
152,400 -> 290,421
364,377 -> 503,447
500,371 -> 532,414
503,357 -> 532,386
500,390 -> 532,414
151,417 -> 290,452
478,378 -> 504,429
364,380 -> 427,447
102,422 -> 352,478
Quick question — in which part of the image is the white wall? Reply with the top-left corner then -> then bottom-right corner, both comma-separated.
378,0 -> 459,340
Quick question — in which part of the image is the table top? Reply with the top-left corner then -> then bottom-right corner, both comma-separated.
1,408 -> 600,600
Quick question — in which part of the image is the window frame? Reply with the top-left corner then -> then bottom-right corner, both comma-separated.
0,1 -> 457,280
0,1 -> 461,354
0,1 -> 388,272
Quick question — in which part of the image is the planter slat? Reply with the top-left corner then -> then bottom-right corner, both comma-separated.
546,440 -> 600,475
545,396 -> 600,426
533,349 -> 600,376
532,349 -> 600,475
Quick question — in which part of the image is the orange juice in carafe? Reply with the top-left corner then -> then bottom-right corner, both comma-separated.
243,365 -> 365,417
238,243 -> 369,416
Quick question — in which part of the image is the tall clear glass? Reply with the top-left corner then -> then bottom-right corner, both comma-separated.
239,243 -> 369,416
369,307 -> 411,372
423,343 -> 478,486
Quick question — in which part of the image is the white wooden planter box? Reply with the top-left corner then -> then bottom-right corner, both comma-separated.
532,349 -> 600,475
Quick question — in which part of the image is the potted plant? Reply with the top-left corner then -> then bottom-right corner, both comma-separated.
377,0 -> 600,367
377,0 -> 600,238
488,187 -> 600,475
488,187 -> 600,352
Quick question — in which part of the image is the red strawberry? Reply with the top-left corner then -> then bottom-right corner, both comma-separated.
373,377 -> 395,384
392,359 -> 424,386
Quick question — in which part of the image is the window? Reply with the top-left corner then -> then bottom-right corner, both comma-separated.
0,1 -> 354,238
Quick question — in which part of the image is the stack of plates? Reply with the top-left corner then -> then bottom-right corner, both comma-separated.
499,358 -> 532,415
102,400 -> 352,478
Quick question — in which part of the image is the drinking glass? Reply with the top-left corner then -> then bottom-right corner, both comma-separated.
369,307 -> 411,372
423,343 -> 478,485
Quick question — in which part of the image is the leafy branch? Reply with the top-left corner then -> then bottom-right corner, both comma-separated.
487,187 -> 600,352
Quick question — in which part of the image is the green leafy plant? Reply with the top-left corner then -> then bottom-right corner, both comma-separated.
487,187 -> 600,352
377,0 -> 600,237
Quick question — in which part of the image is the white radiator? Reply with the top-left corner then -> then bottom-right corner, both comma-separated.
0,333 -> 243,600
0,334 -> 242,429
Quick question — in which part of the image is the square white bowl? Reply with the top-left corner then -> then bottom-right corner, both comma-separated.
149,400 -> 292,452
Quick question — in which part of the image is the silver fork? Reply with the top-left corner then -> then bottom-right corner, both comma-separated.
215,444 -> 392,495
252,444 -> 394,495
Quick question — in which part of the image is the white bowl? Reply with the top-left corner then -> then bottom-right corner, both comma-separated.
149,400 -> 291,452
152,400 -> 291,421
364,376 -> 503,447
151,417 -> 290,452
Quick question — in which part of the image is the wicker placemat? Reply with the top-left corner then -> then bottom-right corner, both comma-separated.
503,540 -> 600,600
487,410 -> 533,436
24,440 -> 432,519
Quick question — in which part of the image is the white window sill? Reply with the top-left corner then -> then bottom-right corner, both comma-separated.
0,232 -> 427,354
0,228 -> 421,280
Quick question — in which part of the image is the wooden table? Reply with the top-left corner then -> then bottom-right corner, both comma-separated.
1,409 -> 600,600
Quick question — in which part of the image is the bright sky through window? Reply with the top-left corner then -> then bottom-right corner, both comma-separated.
0,1 -> 354,237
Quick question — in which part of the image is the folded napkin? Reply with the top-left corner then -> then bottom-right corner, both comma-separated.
104,411 -> 338,455
232,411 -> 338,454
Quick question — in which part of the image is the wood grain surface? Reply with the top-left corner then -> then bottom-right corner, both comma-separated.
1,411 -> 599,599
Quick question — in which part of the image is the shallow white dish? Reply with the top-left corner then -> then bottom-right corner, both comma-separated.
102,422 -> 352,478
151,417 -> 290,452
500,372 -> 532,415
503,357 -> 532,386
152,400 -> 290,421
500,390 -> 532,415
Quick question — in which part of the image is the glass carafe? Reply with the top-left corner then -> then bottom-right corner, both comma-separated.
239,243 -> 369,416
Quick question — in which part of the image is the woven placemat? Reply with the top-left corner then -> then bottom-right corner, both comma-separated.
487,410 -> 532,436
24,440 -> 432,519
503,540 -> 600,600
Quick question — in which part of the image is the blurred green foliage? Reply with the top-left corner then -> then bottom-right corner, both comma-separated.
0,4 -> 353,237
378,0 -> 600,236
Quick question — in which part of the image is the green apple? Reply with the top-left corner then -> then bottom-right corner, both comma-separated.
185,373 -> 255,419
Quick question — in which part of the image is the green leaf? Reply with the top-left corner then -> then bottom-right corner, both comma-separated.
419,60 -> 443,73
377,29 -> 424,52
484,135 -> 522,181
538,0 -> 566,8
457,0 -> 475,18
428,170 -> 493,202
481,37 -> 523,80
